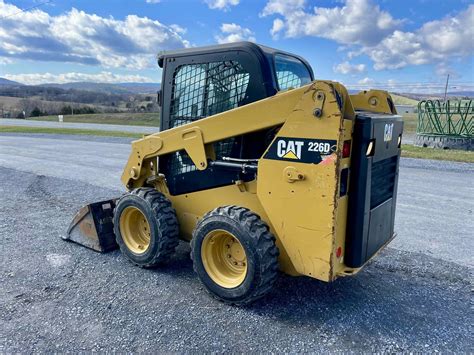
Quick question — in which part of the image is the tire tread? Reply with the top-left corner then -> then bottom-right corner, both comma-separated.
114,187 -> 179,268
191,205 -> 279,305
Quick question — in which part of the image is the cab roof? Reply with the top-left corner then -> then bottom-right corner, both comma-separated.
157,41 -> 313,78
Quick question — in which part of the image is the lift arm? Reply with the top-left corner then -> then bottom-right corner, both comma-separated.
121,81 -> 395,189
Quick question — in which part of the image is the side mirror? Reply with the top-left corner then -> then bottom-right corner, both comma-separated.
157,90 -> 162,107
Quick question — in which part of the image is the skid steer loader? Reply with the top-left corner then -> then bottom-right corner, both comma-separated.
65,42 -> 403,305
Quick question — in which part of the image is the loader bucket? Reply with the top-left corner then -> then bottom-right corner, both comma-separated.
64,199 -> 118,252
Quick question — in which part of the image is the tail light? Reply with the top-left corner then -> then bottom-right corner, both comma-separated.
342,140 -> 351,158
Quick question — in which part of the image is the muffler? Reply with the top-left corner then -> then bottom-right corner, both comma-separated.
63,199 -> 118,252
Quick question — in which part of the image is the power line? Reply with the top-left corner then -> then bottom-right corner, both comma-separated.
344,82 -> 473,88
0,0 -> 53,20
349,81 -> 473,85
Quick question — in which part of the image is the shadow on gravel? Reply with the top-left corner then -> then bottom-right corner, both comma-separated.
148,241 -> 469,350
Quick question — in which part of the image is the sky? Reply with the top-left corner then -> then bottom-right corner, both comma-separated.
0,0 -> 473,93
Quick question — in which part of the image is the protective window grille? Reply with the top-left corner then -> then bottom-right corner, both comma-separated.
166,61 -> 249,175
275,54 -> 312,91
169,61 -> 250,128
277,71 -> 301,91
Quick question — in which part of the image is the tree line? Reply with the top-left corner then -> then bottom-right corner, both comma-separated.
0,92 -> 159,118
29,105 -> 97,118
0,85 -> 127,106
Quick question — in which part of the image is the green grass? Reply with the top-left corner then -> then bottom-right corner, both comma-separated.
31,111 -> 418,136
401,144 -> 474,163
401,113 -> 417,135
391,94 -> 419,106
2,125 -> 472,164
29,112 -> 160,126
0,125 -> 142,138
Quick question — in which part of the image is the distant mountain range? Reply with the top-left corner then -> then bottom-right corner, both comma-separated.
345,89 -> 474,100
0,77 -> 160,94
1,77 -> 472,98
40,82 -> 161,94
396,91 -> 474,100
0,78 -> 23,86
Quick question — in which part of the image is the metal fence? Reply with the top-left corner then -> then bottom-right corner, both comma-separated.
417,100 -> 473,137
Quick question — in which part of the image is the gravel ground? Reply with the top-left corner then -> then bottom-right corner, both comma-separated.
0,133 -> 472,352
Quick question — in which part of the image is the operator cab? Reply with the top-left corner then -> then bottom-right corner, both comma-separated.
157,41 -> 314,130
157,42 -> 314,195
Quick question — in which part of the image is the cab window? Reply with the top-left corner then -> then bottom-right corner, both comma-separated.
275,54 -> 312,91
169,61 -> 250,128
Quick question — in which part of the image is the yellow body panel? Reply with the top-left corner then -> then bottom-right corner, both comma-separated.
163,181 -> 299,276
120,81 -> 396,282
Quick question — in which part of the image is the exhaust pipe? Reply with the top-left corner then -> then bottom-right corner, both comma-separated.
63,199 -> 118,252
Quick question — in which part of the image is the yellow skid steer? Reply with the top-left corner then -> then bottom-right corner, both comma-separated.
65,42 -> 403,305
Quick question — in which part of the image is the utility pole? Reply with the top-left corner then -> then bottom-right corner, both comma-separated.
70,91 -> 74,115
443,74 -> 450,103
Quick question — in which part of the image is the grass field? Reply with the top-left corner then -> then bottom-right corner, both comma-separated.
28,111 -> 418,136
29,112 -> 160,126
401,113 -> 417,135
401,145 -> 474,163
391,94 -> 419,106
2,125 -> 473,163
0,96 -> 125,114
0,125 -> 142,138
13,93 -> 415,132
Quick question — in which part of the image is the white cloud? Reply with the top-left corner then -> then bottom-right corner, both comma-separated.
357,77 -> 375,85
344,78 -> 474,94
261,0 -> 402,46
215,23 -> 256,44
0,1 -> 189,69
0,57 -> 12,65
261,0 -> 305,17
387,79 -> 397,89
170,24 -> 187,35
270,18 -> 285,39
145,0 -> 161,3
435,63 -> 459,78
262,0 -> 473,74
4,71 -> 155,85
364,5 -> 474,70
205,0 -> 239,11
333,61 -> 366,74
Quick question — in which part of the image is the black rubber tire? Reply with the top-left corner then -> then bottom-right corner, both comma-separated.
191,205 -> 279,305
113,188 -> 179,267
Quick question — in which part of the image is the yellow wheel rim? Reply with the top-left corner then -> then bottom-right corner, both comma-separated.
119,206 -> 151,254
201,230 -> 248,288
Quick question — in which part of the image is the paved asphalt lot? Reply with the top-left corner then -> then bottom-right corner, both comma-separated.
0,133 -> 472,352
